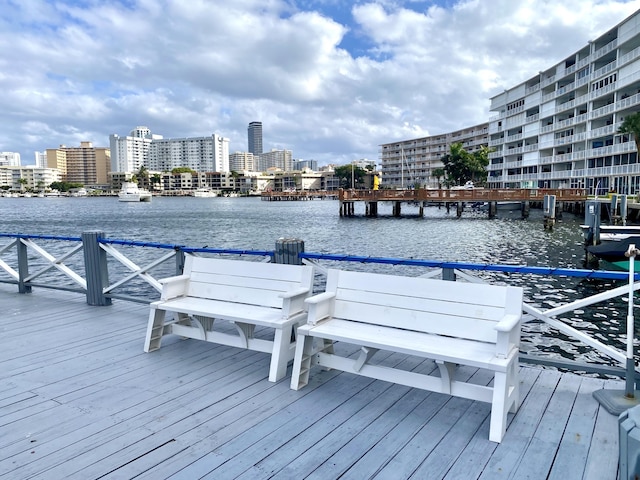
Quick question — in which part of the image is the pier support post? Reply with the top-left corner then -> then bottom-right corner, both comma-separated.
82,230 -> 111,306
393,201 -> 401,217
521,201 -> 530,219
456,202 -> 463,218
543,195 -> 556,230
17,239 -> 31,294
488,202 -> 497,219
274,238 -> 304,265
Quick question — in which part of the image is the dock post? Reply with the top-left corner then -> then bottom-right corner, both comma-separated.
621,195 -> 628,226
521,201 -> 530,219
456,202 -> 463,218
488,202 -> 497,219
17,239 -> 31,294
82,230 -> 111,306
584,200 -> 601,246
393,201 -> 401,217
543,195 -> 556,230
274,238 -> 304,265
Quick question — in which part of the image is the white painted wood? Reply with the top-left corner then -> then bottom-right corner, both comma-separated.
143,256 -> 314,382
290,268 -> 524,443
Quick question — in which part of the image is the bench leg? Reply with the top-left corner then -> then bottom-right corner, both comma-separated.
489,371 -> 510,443
144,307 -> 167,352
269,324 -> 294,382
290,333 -> 314,390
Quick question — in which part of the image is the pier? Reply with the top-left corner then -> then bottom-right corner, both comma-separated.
338,188 -> 587,218
261,190 -> 338,201
0,232 -> 634,478
0,283 -> 622,479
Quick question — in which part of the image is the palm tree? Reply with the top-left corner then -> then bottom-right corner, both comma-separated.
432,167 -> 446,189
618,112 -> 640,153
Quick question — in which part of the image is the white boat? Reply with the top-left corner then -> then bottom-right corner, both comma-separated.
191,188 -> 217,198
118,182 -> 152,202
580,224 -> 640,242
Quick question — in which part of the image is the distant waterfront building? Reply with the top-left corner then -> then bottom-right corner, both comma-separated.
248,121 -> 263,155
0,165 -> 62,191
488,9 -> 640,194
45,142 -> 110,187
34,151 -> 47,168
0,152 -> 21,166
148,134 -> 230,172
380,123 -> 489,189
109,126 -> 159,173
230,151 -> 255,172
257,149 -> 293,172
294,159 -> 318,171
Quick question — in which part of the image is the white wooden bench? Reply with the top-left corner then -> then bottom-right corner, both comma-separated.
144,256 -> 314,382
290,269 -> 524,443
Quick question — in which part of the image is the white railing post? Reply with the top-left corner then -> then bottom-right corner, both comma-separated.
593,243 -> 640,414
82,230 -> 111,306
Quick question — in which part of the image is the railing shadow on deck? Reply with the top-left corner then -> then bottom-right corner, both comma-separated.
0,230 -> 637,385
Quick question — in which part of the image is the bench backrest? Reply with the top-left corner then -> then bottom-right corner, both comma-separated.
184,256 -> 314,308
325,269 -> 523,344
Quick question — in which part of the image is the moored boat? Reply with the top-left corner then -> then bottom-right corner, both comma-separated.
191,188 -> 217,198
118,182 -> 152,202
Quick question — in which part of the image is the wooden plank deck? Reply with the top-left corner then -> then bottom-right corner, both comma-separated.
0,284 -> 623,479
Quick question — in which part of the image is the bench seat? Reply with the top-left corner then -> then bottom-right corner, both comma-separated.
144,256 -> 314,382
290,268 -> 524,443
298,319 -> 514,371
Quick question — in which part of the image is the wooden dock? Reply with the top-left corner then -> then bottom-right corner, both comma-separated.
0,283 -> 622,479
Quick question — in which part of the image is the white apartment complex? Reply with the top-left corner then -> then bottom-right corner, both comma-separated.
230,152 -> 255,172
0,152 -> 21,166
0,166 -> 62,191
257,149 -> 293,172
488,10 -> 640,194
110,127 -> 230,174
380,123 -> 489,189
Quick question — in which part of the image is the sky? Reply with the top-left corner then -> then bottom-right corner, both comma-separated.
3,0 -> 640,167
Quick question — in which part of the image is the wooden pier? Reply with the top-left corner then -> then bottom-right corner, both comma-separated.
261,191 -> 338,201
0,283 -> 622,479
338,188 -> 587,217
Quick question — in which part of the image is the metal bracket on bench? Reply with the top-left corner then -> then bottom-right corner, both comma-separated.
353,346 -> 378,372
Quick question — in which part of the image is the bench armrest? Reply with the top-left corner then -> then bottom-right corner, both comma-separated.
159,274 -> 190,301
494,314 -> 521,333
280,287 -> 311,318
494,314 -> 522,359
304,291 -> 336,326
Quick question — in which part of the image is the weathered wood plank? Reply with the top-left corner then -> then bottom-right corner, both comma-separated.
0,285 -> 624,480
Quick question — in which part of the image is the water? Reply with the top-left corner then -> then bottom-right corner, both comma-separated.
0,195 -> 632,368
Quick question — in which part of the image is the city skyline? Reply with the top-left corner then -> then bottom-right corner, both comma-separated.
2,1 -> 640,167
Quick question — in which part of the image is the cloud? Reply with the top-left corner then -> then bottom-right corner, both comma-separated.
1,0 -> 640,167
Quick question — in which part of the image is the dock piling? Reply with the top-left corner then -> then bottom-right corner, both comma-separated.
82,230 -> 111,306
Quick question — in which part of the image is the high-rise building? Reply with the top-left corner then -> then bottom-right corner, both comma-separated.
148,134 -> 229,172
248,121 -> 263,155
46,142 -> 110,186
0,152 -> 21,166
257,149 -> 293,172
380,123 -> 489,189
487,9 -> 640,194
109,126 -> 158,173
230,151 -> 255,172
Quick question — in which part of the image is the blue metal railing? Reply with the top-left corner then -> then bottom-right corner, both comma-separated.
0,231 -> 638,382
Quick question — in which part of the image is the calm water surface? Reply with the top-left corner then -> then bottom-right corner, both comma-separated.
0,196 -> 632,366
